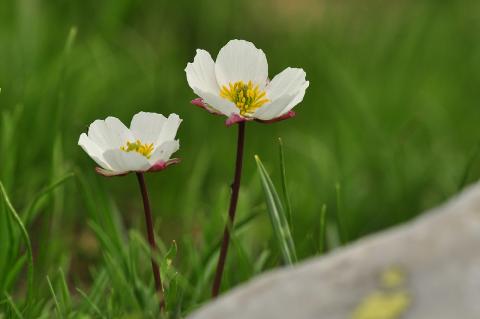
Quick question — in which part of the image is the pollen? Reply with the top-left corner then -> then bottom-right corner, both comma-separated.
120,140 -> 154,159
220,80 -> 269,117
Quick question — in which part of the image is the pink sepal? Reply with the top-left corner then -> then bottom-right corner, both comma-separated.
225,113 -> 253,126
255,111 -> 296,124
148,158 -> 181,172
191,98 -> 222,115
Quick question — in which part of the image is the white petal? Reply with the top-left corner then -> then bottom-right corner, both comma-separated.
253,68 -> 309,120
102,149 -> 151,172
149,140 -> 180,164
253,95 -> 294,120
87,120 -> 115,150
185,49 -> 220,96
280,81 -> 309,114
215,39 -> 268,88
88,117 -> 133,150
130,112 -> 167,144
156,114 -> 182,145
105,117 -> 135,144
78,133 -> 111,170
197,89 -> 239,117
266,68 -> 307,101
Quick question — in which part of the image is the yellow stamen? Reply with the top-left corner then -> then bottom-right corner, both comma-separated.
220,80 -> 269,117
120,139 -> 154,159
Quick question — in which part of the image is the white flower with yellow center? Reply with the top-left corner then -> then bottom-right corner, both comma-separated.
78,112 -> 181,176
185,39 -> 309,125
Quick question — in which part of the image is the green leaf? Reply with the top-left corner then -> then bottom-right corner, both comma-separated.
58,268 -> 72,314
201,210 -> 261,266
4,293 -> 23,319
253,249 -> 271,274
318,204 -> 327,254
23,172 -> 75,226
458,141 -> 480,191
278,138 -> 293,230
335,182 -> 348,244
64,26 -> 77,54
3,254 -> 27,292
46,276 -> 61,317
78,269 -> 108,314
0,181 -> 34,303
160,241 -> 178,282
77,288 -> 106,319
254,155 -> 297,265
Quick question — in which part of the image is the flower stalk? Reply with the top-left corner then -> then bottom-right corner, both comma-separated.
136,172 -> 165,310
212,122 -> 246,297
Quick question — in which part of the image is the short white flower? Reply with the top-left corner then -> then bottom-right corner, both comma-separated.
78,112 -> 182,176
185,39 -> 309,126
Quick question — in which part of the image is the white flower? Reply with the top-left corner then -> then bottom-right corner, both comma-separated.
78,112 -> 182,176
185,39 -> 309,126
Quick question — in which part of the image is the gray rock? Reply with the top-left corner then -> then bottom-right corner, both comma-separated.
188,183 -> 480,319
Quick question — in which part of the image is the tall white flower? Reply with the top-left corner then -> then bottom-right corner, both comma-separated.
185,39 -> 309,126
78,112 -> 181,176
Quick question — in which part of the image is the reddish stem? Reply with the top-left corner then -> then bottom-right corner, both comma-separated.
211,122 -> 246,297
136,172 -> 165,310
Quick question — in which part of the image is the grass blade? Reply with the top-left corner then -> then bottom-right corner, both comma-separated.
160,241 -> 178,283
254,155 -> 297,265
78,269 -> 108,313
253,249 -> 271,274
458,142 -> 480,191
76,288 -> 106,319
4,293 -> 23,319
318,204 -> 327,254
335,182 -> 348,244
46,276 -> 61,317
3,254 -> 27,292
58,268 -> 72,314
278,138 -> 293,229
0,181 -> 34,303
23,172 -> 75,226
201,210 -> 261,267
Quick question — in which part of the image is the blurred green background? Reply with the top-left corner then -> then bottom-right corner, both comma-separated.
1,0 -> 480,317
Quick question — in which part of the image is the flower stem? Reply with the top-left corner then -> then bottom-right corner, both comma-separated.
136,172 -> 165,310
212,122 -> 246,297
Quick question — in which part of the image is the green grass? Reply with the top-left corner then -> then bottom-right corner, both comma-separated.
1,0 -> 480,317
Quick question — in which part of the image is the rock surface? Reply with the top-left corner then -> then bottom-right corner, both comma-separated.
188,183 -> 480,319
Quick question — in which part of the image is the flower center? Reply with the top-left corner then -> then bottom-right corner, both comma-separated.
220,80 -> 269,117
120,140 -> 154,159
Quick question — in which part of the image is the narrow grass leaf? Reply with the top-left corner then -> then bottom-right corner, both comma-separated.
318,204 -> 327,254
160,240 -> 178,283
278,138 -> 293,229
458,141 -> 480,191
0,181 -> 34,303
1,199 -> 16,289
83,269 -> 108,311
4,293 -> 23,319
46,276 -> 61,317
58,268 -> 72,313
253,249 -> 271,274
201,211 -> 261,267
229,231 -> 255,276
76,288 -> 106,319
191,250 -> 218,306
23,172 -> 75,226
254,155 -> 297,265
335,182 -> 348,244
3,253 -> 27,292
